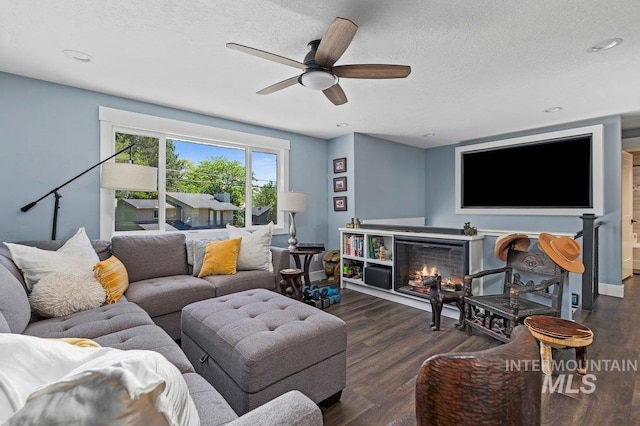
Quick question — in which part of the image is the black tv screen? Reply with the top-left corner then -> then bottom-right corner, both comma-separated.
460,134 -> 594,210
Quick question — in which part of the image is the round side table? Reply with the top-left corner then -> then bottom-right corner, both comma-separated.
280,268 -> 304,300
524,315 -> 594,376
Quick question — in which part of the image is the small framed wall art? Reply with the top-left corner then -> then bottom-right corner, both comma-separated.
333,157 -> 347,173
333,176 -> 347,192
333,196 -> 347,211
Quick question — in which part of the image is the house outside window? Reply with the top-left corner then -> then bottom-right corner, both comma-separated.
99,107 -> 290,239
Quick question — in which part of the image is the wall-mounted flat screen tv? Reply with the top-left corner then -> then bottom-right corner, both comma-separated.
455,124 -> 603,216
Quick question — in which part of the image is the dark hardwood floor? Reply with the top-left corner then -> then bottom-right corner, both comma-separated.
319,277 -> 640,425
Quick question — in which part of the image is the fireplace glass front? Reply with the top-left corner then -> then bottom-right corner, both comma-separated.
394,237 -> 469,299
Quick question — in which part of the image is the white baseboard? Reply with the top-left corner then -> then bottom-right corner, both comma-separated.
598,282 -> 624,298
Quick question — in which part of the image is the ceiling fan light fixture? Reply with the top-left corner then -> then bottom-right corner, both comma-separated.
299,70 -> 338,91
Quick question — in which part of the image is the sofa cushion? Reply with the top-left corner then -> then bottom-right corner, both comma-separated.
198,238 -> 242,277
112,233 -> 189,283
201,270 -> 277,296
93,255 -> 129,304
28,272 -> 106,318
227,223 -> 274,272
23,301 -> 154,339
0,264 -> 31,333
182,372 -> 238,426
4,227 -> 100,291
125,275 -> 214,318
93,324 -> 195,374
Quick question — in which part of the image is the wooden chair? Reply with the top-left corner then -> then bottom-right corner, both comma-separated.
415,325 -> 541,426
464,249 -> 567,343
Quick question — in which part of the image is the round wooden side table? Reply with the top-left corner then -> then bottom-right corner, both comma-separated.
280,268 -> 304,300
524,315 -> 594,376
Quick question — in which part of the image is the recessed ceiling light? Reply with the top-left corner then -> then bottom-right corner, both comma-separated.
588,38 -> 623,53
336,123 -> 348,127
544,107 -> 563,113
423,133 -> 436,137
63,49 -> 92,62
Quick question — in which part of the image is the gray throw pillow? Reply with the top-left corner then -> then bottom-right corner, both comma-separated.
0,266 -> 31,333
111,234 -> 189,282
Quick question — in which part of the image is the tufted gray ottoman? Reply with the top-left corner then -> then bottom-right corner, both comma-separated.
181,289 -> 347,415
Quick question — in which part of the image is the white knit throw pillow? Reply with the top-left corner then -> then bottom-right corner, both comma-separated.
28,272 -> 106,318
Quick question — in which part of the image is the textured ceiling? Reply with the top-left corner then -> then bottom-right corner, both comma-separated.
1,0 -> 639,148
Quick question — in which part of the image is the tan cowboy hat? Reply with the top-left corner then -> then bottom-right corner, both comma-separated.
494,233 -> 531,261
538,232 -> 585,273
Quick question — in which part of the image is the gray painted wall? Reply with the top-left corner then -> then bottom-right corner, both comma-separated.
424,115 -> 622,287
0,72 -> 328,253
353,133 -> 425,221
327,134 -> 354,250
0,71 -> 626,288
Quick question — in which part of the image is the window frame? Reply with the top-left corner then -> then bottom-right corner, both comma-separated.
99,106 -> 290,239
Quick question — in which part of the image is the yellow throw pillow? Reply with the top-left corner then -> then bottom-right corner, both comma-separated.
93,256 -> 129,304
198,238 -> 242,277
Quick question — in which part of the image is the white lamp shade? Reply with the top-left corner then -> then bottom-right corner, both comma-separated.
101,162 -> 158,192
278,191 -> 307,212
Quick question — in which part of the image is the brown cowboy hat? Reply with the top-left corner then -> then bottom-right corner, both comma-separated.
538,232 -> 585,273
494,233 -> 531,261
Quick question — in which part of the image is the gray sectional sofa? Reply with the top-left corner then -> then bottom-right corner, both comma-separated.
0,233 -> 323,425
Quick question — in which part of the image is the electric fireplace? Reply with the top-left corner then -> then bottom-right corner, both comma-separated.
394,237 -> 469,298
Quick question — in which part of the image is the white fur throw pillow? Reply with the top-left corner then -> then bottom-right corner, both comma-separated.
28,272 -> 106,318
226,222 -> 274,272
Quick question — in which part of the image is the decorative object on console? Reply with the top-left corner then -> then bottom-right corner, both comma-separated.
493,233 -> 530,262
333,157 -> 347,173
277,191 -> 307,251
333,196 -> 347,212
19,143 -> 157,240
537,232 -> 585,273
462,222 -> 477,236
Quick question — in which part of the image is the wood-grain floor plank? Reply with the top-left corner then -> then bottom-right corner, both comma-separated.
319,277 -> 640,426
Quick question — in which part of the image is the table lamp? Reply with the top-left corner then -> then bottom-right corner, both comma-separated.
278,191 -> 307,251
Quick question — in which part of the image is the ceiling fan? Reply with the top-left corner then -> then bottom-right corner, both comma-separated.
226,17 -> 411,106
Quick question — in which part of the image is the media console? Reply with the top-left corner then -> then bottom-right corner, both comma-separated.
339,227 -> 485,319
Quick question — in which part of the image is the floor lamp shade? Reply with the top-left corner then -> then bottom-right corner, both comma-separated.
101,162 -> 158,192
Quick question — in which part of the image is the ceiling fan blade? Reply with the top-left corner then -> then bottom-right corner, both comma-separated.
257,76 -> 300,95
323,84 -> 348,106
333,64 -> 412,79
314,17 -> 358,68
226,43 -> 307,70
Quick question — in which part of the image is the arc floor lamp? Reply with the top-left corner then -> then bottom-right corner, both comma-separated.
20,144 -> 157,240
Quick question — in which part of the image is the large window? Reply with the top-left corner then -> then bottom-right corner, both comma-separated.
99,107 -> 289,238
